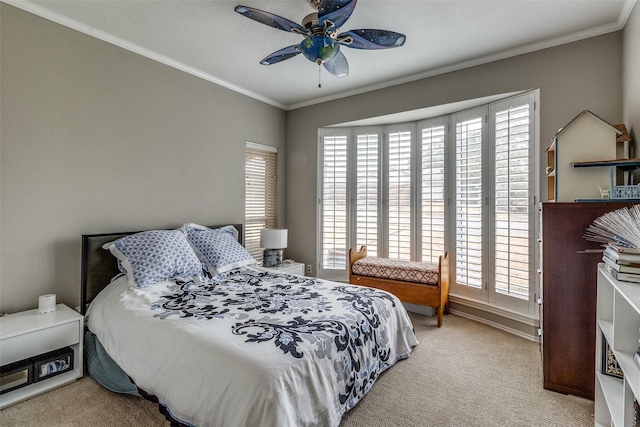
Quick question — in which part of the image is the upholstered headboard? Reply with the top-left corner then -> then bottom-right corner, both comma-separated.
80,224 -> 243,315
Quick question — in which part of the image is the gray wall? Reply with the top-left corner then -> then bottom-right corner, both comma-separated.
0,5 -> 286,313
286,32 -> 624,276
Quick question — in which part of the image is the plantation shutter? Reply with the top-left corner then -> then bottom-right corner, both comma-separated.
355,131 -> 380,256
454,114 -> 484,290
245,142 -> 277,264
321,133 -> 349,270
419,122 -> 447,263
493,102 -> 532,300
387,128 -> 412,260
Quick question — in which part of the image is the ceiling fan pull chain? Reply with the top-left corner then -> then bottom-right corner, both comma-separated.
318,64 -> 322,88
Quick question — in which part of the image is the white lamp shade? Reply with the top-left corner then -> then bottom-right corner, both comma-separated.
260,229 -> 288,249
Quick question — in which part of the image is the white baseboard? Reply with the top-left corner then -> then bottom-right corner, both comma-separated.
449,308 -> 540,342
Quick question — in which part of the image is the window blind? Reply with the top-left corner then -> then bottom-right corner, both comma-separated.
388,130 -> 412,260
494,104 -> 530,299
420,124 -> 446,263
245,143 -> 277,264
321,135 -> 348,270
355,132 -> 379,256
455,117 -> 483,289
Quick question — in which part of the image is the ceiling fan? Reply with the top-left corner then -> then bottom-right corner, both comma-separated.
234,0 -> 406,86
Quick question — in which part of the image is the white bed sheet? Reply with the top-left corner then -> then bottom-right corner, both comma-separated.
86,266 -> 418,427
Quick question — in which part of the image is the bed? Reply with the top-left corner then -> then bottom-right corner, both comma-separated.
81,224 -> 418,427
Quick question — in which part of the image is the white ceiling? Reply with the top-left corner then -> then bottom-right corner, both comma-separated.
6,0 -> 636,110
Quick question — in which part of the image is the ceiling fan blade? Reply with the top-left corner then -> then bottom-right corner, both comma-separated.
338,29 -> 406,50
235,5 -> 306,33
318,0 -> 357,29
323,50 -> 349,78
260,45 -> 302,65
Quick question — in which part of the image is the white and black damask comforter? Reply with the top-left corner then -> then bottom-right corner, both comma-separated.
86,266 -> 418,427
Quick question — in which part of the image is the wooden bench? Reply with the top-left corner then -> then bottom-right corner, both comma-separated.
348,246 -> 450,327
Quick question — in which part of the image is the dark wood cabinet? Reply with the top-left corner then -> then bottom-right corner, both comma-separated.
541,201 -> 638,400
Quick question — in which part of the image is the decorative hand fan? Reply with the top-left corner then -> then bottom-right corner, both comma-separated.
235,0 -> 406,85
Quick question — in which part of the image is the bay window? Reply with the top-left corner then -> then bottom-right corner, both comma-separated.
318,91 -> 538,315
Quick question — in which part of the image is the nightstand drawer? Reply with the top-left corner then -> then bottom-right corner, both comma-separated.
0,323 -> 79,365
261,262 -> 305,276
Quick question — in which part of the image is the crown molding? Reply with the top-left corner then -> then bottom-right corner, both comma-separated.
1,0 -> 287,110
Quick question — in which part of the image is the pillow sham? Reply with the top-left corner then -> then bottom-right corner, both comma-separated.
180,224 -> 256,276
103,229 -> 202,289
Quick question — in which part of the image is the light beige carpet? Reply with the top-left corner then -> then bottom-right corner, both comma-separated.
0,314 -> 593,426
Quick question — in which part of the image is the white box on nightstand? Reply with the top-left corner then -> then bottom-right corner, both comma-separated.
0,304 -> 83,409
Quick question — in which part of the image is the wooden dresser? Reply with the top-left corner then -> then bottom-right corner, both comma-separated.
541,201 -> 638,399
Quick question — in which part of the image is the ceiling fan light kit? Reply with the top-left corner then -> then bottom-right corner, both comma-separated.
235,0 -> 406,85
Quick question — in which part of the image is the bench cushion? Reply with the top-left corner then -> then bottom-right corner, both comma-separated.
352,257 -> 439,285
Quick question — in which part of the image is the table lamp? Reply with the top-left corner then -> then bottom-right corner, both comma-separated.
260,228 -> 288,267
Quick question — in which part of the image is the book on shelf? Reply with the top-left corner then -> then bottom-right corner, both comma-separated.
602,334 -> 624,379
603,245 -> 640,265
608,242 -> 640,254
602,254 -> 640,273
603,262 -> 640,283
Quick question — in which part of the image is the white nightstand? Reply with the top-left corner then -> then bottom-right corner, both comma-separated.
260,261 -> 305,276
0,304 -> 84,409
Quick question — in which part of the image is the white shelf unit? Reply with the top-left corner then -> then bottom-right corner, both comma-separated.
0,304 -> 84,409
595,264 -> 640,426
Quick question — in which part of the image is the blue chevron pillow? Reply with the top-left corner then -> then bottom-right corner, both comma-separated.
103,229 -> 202,289
180,224 -> 256,276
